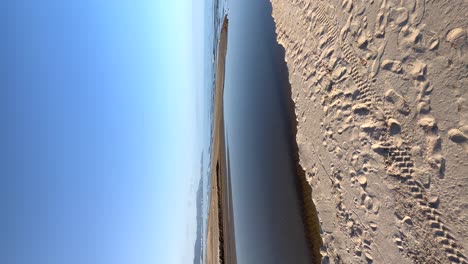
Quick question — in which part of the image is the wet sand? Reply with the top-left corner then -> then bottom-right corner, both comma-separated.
206,17 -> 236,264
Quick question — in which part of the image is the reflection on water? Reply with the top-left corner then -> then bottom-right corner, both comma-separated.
224,0 -> 313,263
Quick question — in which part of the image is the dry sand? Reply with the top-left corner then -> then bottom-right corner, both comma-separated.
206,17 -> 236,264
270,0 -> 468,263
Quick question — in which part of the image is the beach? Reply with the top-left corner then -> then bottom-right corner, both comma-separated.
206,17 -> 237,264
270,0 -> 468,263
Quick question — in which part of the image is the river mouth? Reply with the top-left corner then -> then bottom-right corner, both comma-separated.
221,0 -> 322,263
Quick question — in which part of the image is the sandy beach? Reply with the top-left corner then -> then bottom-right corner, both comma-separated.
270,0 -> 468,263
206,17 -> 236,264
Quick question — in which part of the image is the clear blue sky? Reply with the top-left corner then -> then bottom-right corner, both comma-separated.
1,1 -> 202,263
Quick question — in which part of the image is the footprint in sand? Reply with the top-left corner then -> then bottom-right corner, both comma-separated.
446,27 -> 466,48
426,34 -> 440,51
408,61 -> 427,80
374,10 -> 387,38
417,115 -> 436,131
370,41 -> 386,78
448,128 -> 468,153
381,59 -> 403,74
384,87 -> 410,115
388,7 -> 409,28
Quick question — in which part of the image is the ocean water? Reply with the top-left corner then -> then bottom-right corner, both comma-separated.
223,0 -> 313,262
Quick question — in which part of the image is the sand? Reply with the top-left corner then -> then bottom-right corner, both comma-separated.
206,17 -> 236,264
270,0 -> 468,263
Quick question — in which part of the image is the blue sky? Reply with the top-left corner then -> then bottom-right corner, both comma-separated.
1,1 -> 203,263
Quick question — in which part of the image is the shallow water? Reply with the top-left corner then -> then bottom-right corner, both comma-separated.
223,0 -> 313,263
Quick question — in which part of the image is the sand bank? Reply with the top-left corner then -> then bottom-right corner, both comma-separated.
206,17 -> 236,264
271,0 -> 468,263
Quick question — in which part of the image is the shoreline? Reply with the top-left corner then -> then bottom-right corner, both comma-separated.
206,17 -> 236,264
270,21 -> 323,262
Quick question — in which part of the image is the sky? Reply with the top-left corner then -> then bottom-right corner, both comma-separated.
1,1 -> 203,263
